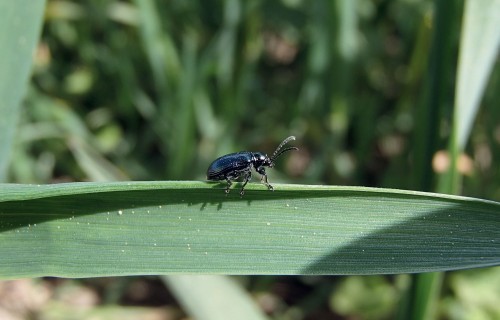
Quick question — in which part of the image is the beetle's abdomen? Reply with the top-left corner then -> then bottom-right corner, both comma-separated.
206,152 -> 253,180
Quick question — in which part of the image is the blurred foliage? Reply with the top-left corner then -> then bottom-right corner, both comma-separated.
3,0 -> 499,319
330,275 -> 399,319
13,0 -> 499,198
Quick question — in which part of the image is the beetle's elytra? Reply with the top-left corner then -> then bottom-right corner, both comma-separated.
206,136 -> 298,196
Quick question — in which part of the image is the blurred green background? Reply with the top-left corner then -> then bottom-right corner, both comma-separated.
1,0 -> 499,319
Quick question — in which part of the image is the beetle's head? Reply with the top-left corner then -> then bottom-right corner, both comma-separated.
253,136 -> 298,169
253,152 -> 272,167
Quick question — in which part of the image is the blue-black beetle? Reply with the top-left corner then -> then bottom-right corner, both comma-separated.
206,136 -> 298,196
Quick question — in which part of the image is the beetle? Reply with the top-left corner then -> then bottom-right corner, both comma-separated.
206,136 -> 298,196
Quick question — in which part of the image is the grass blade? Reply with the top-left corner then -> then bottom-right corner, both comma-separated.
0,181 -> 498,278
0,0 -> 46,181
163,275 -> 268,320
455,0 -> 500,150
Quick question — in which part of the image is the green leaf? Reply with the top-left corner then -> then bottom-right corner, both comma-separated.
164,275 -> 269,320
0,0 -> 46,181
440,0 -> 500,194
455,0 -> 500,151
0,181 -> 498,278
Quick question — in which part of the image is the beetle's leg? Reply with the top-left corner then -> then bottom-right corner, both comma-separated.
225,178 -> 232,195
239,170 -> 252,196
256,167 -> 274,191
261,174 -> 274,191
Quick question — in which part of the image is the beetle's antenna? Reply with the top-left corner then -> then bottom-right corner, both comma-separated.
271,136 -> 298,161
272,146 -> 298,161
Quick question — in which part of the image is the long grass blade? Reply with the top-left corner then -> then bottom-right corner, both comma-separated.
0,181 -> 498,278
0,0 -> 46,181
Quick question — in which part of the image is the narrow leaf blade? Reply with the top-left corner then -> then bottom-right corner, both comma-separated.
0,182 -> 498,278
